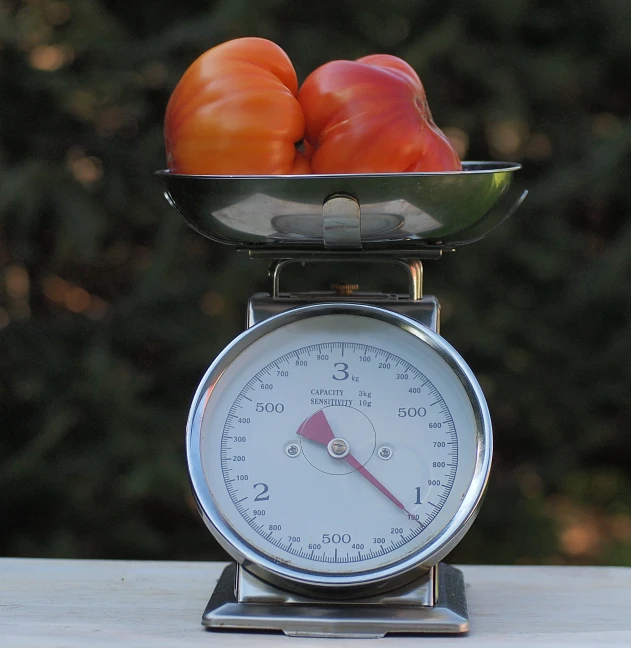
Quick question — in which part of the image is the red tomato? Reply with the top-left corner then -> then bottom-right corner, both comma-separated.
165,38 -> 308,175
297,54 -> 461,173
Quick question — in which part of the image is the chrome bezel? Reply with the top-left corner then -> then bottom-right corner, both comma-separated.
187,303 -> 492,594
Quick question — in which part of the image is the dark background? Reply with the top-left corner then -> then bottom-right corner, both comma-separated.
1,0 -> 631,566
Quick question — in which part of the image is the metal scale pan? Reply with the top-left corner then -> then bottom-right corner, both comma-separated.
157,162 -> 524,255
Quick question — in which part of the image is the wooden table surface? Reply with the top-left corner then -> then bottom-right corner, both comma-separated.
1,558 -> 630,647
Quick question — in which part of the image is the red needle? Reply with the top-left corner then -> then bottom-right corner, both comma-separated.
296,409 -> 335,445
296,409 -> 416,518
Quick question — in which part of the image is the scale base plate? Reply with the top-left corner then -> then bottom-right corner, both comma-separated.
202,563 -> 468,638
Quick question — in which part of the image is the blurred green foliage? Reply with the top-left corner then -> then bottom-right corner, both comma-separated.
1,0 -> 631,566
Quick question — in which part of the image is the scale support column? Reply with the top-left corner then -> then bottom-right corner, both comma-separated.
246,256 -> 441,333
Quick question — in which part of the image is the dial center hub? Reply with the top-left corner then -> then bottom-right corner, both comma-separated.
300,406 -> 376,475
327,437 -> 350,459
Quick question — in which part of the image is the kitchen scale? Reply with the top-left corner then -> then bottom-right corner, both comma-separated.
159,162 -> 525,638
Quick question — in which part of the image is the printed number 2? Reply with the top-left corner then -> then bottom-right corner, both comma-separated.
333,362 -> 349,381
253,483 -> 270,501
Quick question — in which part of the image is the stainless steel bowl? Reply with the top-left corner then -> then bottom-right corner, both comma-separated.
157,162 -> 522,251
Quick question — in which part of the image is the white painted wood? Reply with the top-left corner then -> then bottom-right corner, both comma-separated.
1,559 -> 630,646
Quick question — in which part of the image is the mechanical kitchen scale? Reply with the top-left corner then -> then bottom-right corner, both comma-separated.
159,162 -> 525,638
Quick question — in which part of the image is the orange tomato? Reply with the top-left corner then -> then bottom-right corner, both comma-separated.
165,37 -> 308,175
297,54 -> 461,174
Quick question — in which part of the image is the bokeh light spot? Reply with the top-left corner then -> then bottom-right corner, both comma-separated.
442,127 -> 469,160
200,291 -> 225,316
5,264 -> 30,300
29,44 -> 73,71
64,286 -> 91,313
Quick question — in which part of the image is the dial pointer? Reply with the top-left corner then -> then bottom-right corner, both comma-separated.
296,409 -> 335,445
345,455 -> 407,511
296,409 -> 416,518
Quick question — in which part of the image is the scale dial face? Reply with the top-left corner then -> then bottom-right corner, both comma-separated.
188,304 -> 491,590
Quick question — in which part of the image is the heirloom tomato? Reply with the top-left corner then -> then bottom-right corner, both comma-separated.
165,37 -> 308,175
297,54 -> 461,174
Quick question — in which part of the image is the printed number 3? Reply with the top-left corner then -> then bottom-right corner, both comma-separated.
333,362 -> 349,381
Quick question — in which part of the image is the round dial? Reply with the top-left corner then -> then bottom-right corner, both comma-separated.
188,304 -> 491,590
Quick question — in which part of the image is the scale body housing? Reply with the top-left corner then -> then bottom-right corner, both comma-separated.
202,280 -> 468,637
160,163 -> 525,638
